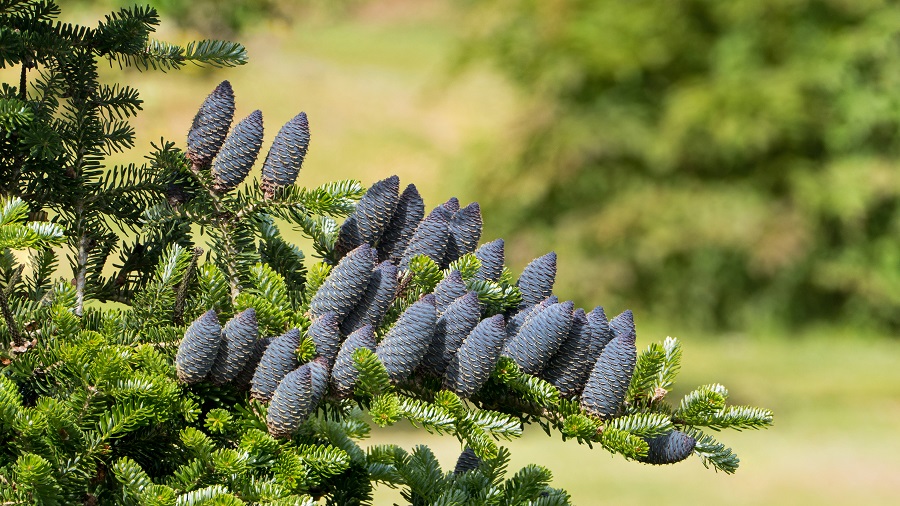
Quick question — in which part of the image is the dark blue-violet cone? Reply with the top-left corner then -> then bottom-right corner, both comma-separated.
211,110 -> 264,192
309,244 -> 376,321
330,325 -> 377,397
443,202 -> 482,267
540,308 -> 594,397
580,315 -> 637,419
376,294 -> 437,382
506,295 -> 558,340
209,308 -> 259,384
187,81 -> 234,167
340,261 -> 398,335
502,300 -> 574,375
399,204 -> 451,269
474,238 -> 504,282
444,314 -> 506,398
420,291 -> 481,377
378,184 -> 425,264
641,430 -> 696,465
516,252 -> 557,309
261,112 -> 310,197
433,270 -> 467,316
266,357 -> 329,438
250,328 -> 302,401
308,312 -> 341,367
176,309 -> 223,384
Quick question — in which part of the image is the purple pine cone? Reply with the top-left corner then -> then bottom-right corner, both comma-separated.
308,312 -> 341,367
211,110 -> 264,192
330,325 -> 377,397
516,252 -> 557,309
399,205 -> 451,269
502,301 -> 574,375
474,239 -> 504,281
443,202 -> 482,267
209,308 -> 259,384
444,314 -> 506,398
586,306 -> 613,358
376,294 -> 437,382
506,295 -> 558,340
250,328 -> 302,401
176,310 -> 223,384
266,358 -> 329,438
454,447 -> 481,474
541,308 -> 593,397
433,270 -> 467,316
232,336 -> 273,390
609,309 -> 635,341
420,291 -> 481,377
309,244 -> 376,321
340,261 -> 398,334
641,430 -> 696,465
378,184 -> 425,264
580,315 -> 637,419
187,81 -> 234,167
261,112 -> 310,197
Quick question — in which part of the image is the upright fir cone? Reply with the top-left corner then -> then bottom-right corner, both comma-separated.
176,310 -> 223,384
330,325 -> 377,397
580,310 -> 637,419
443,202 -> 482,267
516,252 -> 557,309
208,308 -> 259,384
335,176 -> 401,258
438,197 -> 460,216
586,306 -> 613,358
502,300 -> 574,375
232,336 -> 273,390
266,358 -> 329,438
433,270 -> 467,316
540,308 -> 593,397
333,214 -> 361,260
250,328 -> 302,401
309,244 -> 376,321
420,291 -> 481,377
187,81 -> 234,168
376,294 -> 437,382
340,261 -> 398,335
308,312 -> 341,367
474,238 -> 504,281
609,309 -> 635,341
399,204 -> 451,269
641,430 -> 696,465
211,110 -> 264,193
444,314 -> 506,398
454,447 -> 481,474
261,112 -> 310,198
506,295 -> 558,340
378,184 -> 425,264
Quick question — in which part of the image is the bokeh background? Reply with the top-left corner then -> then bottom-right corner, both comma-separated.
71,0 -> 900,503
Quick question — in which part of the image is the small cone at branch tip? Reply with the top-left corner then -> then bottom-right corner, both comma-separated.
250,328 -> 302,401
433,270 -> 467,316
502,300 -> 574,375
176,309 -> 223,384
506,295 -> 558,340
187,80 -> 234,167
474,238 -> 504,281
541,308 -> 593,397
261,111 -> 310,197
376,294 -> 437,382
340,261 -> 399,335
641,430 -> 697,465
454,447 -> 481,474
266,358 -> 329,438
355,175 -> 401,247
443,202 -> 483,267
379,183 -> 425,264
517,252 -> 557,308
208,308 -> 259,384
330,325 -> 377,397
580,315 -> 637,419
308,312 -> 341,367
232,336 -> 273,390
444,314 -> 506,398
399,203 -> 451,269
309,244 -> 376,321
211,110 -> 264,193
421,290 -> 481,377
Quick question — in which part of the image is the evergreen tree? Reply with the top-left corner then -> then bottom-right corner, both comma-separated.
0,3 -> 772,504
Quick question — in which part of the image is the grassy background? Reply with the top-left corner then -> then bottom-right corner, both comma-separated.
65,2 -> 900,504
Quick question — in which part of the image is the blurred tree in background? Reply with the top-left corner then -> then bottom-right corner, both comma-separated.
456,0 -> 900,331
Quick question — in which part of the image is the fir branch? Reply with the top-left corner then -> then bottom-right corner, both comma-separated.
684,428 -> 740,474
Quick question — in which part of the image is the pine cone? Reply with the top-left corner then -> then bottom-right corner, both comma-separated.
444,314 -> 506,398
250,328 -> 302,401
261,112 -> 310,198
309,244 -> 376,321
586,306 -> 613,357
308,312 -> 341,367
330,325 -> 377,397
349,175 -> 401,251
211,110 -> 264,193
187,81 -> 234,168
376,294 -> 436,382
433,270 -> 467,316
641,430 -> 696,465
266,358 -> 329,438
580,316 -> 637,419
438,197 -> 460,216
506,295 -> 558,340
176,309 -> 223,384
474,238 -> 504,281
540,308 -> 592,398
340,261 -> 399,335
454,447 -> 481,474
420,291 -> 481,377
443,202 -> 482,267
399,204 -> 451,269
516,252 -> 557,309
502,300 -> 574,375
232,336 -> 273,390
334,214 -> 361,259
609,309 -> 635,340
378,184 -> 425,264
208,308 -> 259,384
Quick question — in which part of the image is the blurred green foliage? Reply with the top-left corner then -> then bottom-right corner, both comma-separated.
457,0 -> 900,330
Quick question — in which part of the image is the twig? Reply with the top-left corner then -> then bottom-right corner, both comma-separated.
75,233 -> 88,317
173,247 -> 203,325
